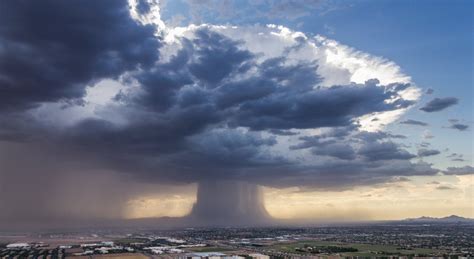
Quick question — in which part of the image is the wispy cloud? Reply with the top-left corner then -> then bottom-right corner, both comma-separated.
400,119 -> 428,126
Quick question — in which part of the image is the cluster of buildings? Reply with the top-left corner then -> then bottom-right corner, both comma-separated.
1,224 -> 472,258
2,241 -> 135,257
1,241 -> 270,258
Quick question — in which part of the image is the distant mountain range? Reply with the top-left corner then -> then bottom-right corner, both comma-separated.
403,215 -> 473,223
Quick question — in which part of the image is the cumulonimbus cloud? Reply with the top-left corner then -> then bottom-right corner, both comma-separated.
0,0 -> 436,188
1,0 -> 470,224
0,0 -> 160,112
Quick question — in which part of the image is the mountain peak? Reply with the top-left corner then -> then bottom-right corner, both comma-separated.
405,215 -> 472,223
443,215 -> 463,219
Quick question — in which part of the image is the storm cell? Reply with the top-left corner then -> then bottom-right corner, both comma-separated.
189,181 -> 270,225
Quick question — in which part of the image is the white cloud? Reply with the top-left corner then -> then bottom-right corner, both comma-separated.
162,24 -> 419,132
128,0 -> 166,30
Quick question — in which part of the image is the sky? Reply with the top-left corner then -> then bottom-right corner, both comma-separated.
0,0 -> 472,227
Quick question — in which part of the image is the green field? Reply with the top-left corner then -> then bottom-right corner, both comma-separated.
269,240 -> 445,257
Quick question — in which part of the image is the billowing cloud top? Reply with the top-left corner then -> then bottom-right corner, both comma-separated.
0,0 -> 458,195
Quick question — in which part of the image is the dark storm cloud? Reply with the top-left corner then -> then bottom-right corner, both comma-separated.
254,159 -> 437,191
0,12 -> 440,224
188,30 -> 254,85
1,24 -> 424,185
399,119 -> 428,126
278,127 -> 431,188
163,130 -> 282,177
417,149 -> 440,157
425,88 -> 434,95
110,28 -> 415,148
65,103 -> 222,157
290,135 -> 336,150
38,21 -> 422,186
129,51 -> 195,111
354,131 -> 406,142
268,129 -> 298,136
311,143 -> 356,160
289,126 -> 359,151
358,142 -> 416,161
419,97 -> 459,112
216,78 -> 276,109
0,0 -> 159,111
232,82 -> 411,130
290,128 -> 413,163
